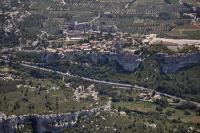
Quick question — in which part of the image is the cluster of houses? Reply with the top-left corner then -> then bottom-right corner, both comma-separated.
73,84 -> 99,102
0,73 -> 19,81
138,91 -> 161,102
46,30 -> 141,56
138,90 -> 180,105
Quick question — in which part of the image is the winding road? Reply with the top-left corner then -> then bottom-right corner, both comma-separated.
20,62 -> 133,87
20,62 -> 200,107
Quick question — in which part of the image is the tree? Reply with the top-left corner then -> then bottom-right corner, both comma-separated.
176,102 -> 197,110
165,110 -> 173,116
156,106 -> 163,112
3,96 -> 6,101
184,110 -> 191,115
154,98 -> 168,107
56,98 -> 59,110
118,106 -> 122,112
14,101 -> 20,110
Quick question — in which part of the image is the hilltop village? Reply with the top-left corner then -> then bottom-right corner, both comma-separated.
1,0 -> 200,133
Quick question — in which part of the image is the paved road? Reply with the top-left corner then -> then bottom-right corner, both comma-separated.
20,62 -> 200,107
20,63 -> 133,88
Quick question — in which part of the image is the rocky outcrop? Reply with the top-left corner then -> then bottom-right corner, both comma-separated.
157,52 -> 200,73
0,102 -> 110,133
42,52 -> 142,73
116,54 -> 142,72
90,53 -> 142,72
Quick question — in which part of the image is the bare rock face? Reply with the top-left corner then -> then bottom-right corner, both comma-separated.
0,112 -> 88,133
90,53 -> 142,72
0,103 -> 110,133
116,54 -> 142,72
157,52 -> 200,73
42,52 -> 142,73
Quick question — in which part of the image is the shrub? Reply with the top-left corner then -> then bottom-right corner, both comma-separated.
154,98 -> 169,107
156,106 -> 163,112
176,102 -> 197,110
184,110 -> 191,115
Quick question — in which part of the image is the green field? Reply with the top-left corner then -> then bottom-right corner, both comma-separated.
65,110 -> 200,133
0,66 -> 108,115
